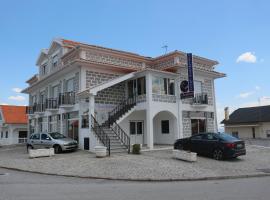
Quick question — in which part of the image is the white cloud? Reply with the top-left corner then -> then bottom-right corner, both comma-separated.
12,88 -> 22,93
237,91 -> 254,98
236,52 -> 257,63
8,95 -> 26,101
0,102 -> 9,105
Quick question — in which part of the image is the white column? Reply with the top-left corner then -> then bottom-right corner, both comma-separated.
177,78 -> 183,139
88,94 -> 95,151
146,72 -> 153,149
60,110 -> 63,135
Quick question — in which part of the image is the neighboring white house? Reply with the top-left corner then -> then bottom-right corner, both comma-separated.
0,105 -> 28,145
22,38 -> 225,153
222,106 -> 270,139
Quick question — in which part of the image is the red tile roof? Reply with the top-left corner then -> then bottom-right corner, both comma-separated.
0,105 -> 28,124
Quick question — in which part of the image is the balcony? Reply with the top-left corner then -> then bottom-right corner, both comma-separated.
45,98 -> 59,111
34,103 -> 46,113
192,93 -> 208,106
59,92 -> 75,108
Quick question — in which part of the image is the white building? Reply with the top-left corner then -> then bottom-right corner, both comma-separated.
222,106 -> 270,139
0,105 -> 28,146
22,38 -> 225,153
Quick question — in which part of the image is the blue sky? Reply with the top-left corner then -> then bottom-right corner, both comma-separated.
0,0 -> 269,125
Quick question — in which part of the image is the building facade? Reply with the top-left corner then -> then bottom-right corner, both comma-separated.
22,38 -> 225,153
222,106 -> 270,139
0,105 -> 28,145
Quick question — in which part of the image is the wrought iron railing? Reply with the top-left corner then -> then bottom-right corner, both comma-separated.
110,122 -> 130,153
46,98 -> 59,109
59,92 -> 75,105
193,93 -> 208,104
91,115 -> 111,156
108,96 -> 137,125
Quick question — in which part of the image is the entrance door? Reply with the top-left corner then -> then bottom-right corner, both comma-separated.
191,119 -> 206,135
18,131 -> 27,143
68,119 -> 79,142
130,121 -> 144,144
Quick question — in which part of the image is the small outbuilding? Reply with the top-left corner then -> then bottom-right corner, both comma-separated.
0,105 -> 28,145
222,106 -> 270,139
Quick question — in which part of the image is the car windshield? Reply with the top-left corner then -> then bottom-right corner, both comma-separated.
49,132 -> 66,139
218,133 -> 238,141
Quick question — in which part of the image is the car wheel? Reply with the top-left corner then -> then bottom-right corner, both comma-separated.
213,149 -> 223,160
27,145 -> 33,152
54,145 -> 62,154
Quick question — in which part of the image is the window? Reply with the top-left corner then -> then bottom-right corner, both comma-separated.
5,131 -> 8,138
66,78 -> 74,92
130,121 -> 144,135
130,122 -> 136,135
52,54 -> 58,67
0,112 -> 2,121
232,132 -> 239,138
32,134 -> 40,140
41,64 -> 47,75
81,115 -> 89,128
41,134 -> 50,140
1,131 -> 3,138
266,130 -> 270,138
52,85 -> 58,98
127,77 -> 146,97
137,122 -> 143,135
191,119 -> 206,135
202,133 -> 218,140
161,120 -> 170,134
137,77 -> 146,95
194,81 -> 202,94
168,79 -> 175,95
191,134 -> 203,140
152,77 -> 175,95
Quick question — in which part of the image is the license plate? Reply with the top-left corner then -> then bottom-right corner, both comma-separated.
237,144 -> 243,148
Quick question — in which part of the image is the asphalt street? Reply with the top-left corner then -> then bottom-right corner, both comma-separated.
0,167 -> 269,200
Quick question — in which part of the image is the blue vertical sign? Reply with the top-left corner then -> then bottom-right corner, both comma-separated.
180,53 -> 194,99
187,53 -> 194,94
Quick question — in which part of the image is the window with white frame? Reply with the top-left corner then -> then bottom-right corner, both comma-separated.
52,85 -> 58,98
52,54 -> 58,67
152,77 -> 175,95
0,112 -> 2,121
5,131 -> 8,138
41,63 -> 47,75
194,80 -> 202,94
66,78 -> 74,92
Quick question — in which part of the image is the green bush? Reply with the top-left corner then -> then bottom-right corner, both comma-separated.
132,144 -> 141,154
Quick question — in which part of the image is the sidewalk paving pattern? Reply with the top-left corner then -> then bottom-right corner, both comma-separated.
0,145 -> 270,181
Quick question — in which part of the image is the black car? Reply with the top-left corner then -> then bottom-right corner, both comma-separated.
174,132 -> 246,160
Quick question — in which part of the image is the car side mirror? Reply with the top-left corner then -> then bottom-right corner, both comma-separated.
46,137 -> 51,141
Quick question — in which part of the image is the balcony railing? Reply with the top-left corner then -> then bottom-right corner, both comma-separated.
192,93 -> 208,105
26,103 -> 45,114
46,98 -> 59,109
59,92 -> 75,105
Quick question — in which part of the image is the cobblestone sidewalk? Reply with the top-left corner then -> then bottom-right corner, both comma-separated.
0,145 -> 270,181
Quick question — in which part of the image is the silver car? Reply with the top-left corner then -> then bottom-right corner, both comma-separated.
27,132 -> 78,153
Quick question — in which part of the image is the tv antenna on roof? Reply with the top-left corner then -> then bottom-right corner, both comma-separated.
162,44 -> 168,54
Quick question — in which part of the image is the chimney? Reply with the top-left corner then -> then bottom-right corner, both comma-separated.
224,107 -> 229,121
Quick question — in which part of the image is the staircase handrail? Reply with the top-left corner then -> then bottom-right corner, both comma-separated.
91,115 -> 110,156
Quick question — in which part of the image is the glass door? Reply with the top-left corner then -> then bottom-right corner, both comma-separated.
191,119 -> 206,135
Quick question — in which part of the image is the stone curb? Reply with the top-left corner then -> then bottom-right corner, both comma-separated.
1,165 -> 270,182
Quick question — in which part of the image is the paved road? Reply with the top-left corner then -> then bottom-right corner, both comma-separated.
1,168 -> 270,200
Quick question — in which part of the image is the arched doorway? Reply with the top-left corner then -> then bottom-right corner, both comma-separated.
153,111 -> 177,145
